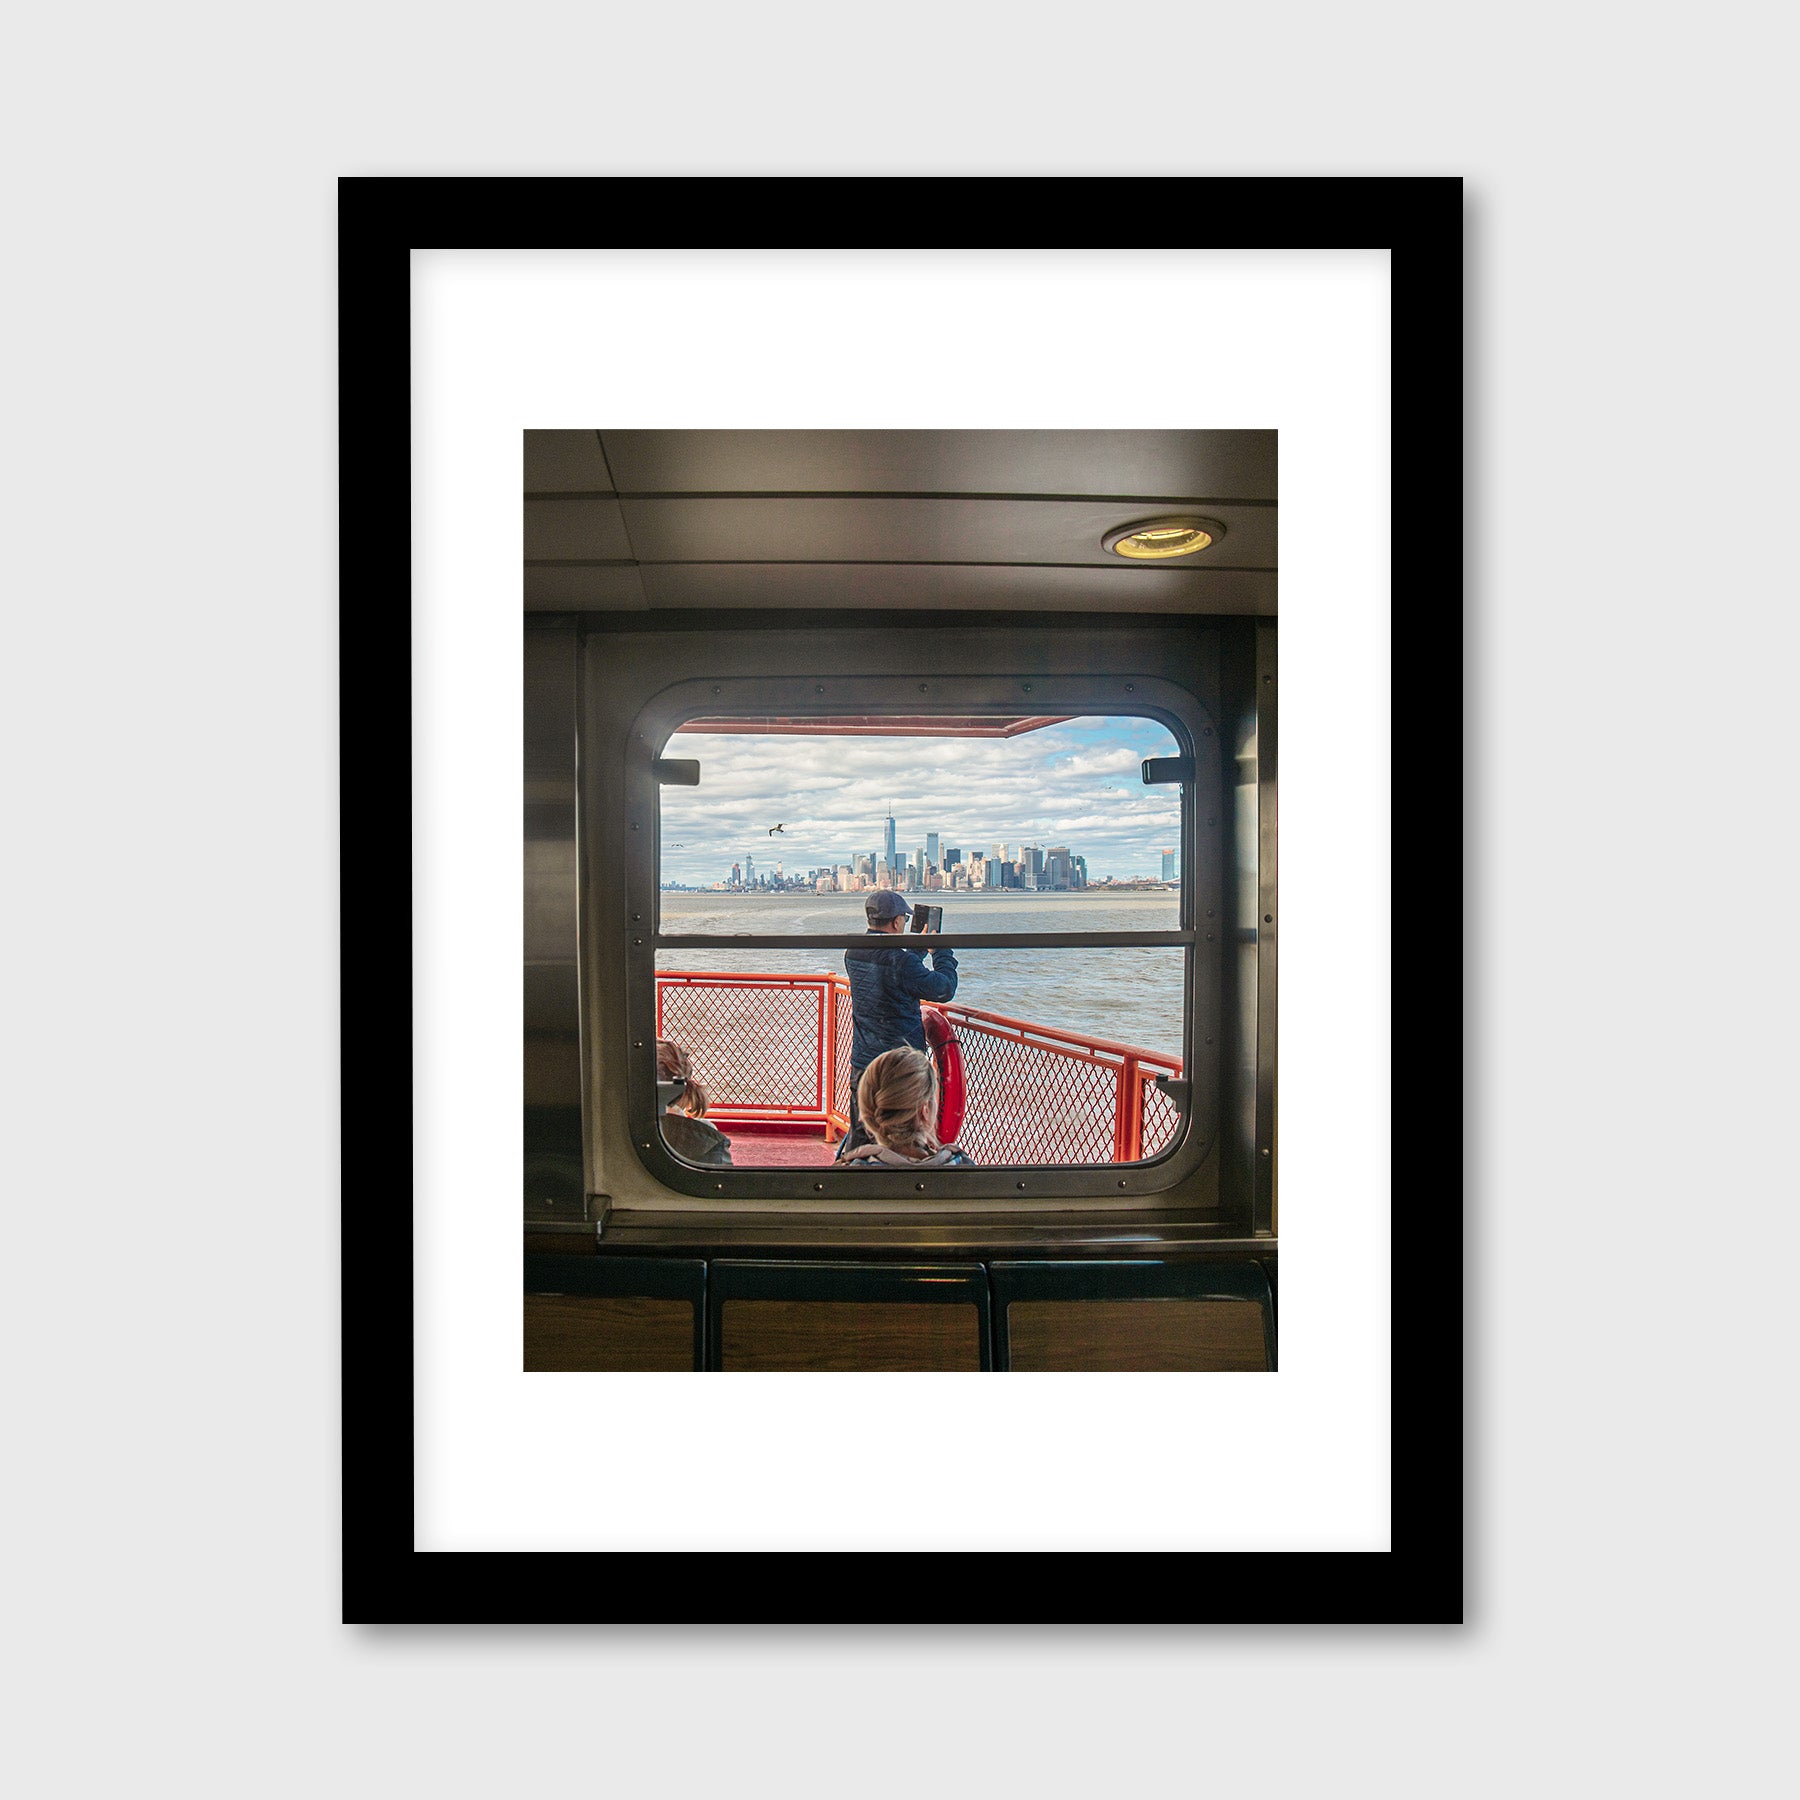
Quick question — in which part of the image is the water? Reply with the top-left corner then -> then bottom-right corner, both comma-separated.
658,890 -> 1184,1056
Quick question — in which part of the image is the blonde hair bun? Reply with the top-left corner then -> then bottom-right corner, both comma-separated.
856,1047 -> 939,1158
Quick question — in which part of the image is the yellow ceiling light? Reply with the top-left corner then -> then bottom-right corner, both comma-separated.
1103,517 -> 1226,560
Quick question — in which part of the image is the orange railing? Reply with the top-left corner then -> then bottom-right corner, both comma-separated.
936,1000 -> 1184,1165
656,970 -> 1183,1164
656,972 -> 851,1138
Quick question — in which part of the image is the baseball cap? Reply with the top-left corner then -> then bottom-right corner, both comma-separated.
864,890 -> 912,923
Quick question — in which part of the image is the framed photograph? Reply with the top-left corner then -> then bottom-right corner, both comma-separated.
343,177 -> 1459,1620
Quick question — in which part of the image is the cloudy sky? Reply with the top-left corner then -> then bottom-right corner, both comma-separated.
658,715 -> 1183,885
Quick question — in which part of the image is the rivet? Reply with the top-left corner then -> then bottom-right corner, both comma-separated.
712,686 -> 721,695
632,913 -> 641,922
915,1181 -> 925,1191
815,685 -> 825,693
641,1142 -> 651,1151
1205,932 -> 1214,942
635,938 -> 644,946
715,1182 -> 724,1190
814,1183 -> 824,1192
632,822 -> 640,830
1022,683 -> 1033,692
1204,1036 -> 1214,1046
1016,1181 -> 1026,1190
1263,913 -> 1273,923
1207,818 -> 1216,828
1261,1148 -> 1271,1157
1206,908 -> 1215,917
1203,726 -> 1213,736
1118,1180 -> 1128,1188
1263,674 -> 1273,684
918,683 -> 928,692
634,1040 -> 644,1048
1125,683 -> 1135,693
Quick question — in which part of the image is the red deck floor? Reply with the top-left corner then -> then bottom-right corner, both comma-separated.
718,1127 -> 839,1168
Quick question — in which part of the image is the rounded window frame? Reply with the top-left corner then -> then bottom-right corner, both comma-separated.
603,666 -> 1223,1212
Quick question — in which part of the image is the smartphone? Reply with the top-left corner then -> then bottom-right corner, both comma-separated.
909,903 -> 943,933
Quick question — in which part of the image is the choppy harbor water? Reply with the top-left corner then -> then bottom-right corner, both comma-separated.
658,890 -> 1184,1056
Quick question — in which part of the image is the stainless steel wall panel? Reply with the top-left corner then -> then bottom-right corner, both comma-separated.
524,625 -> 579,803
524,843 -> 577,963
600,429 -> 1276,501
524,626 -> 584,1189
1254,621 -> 1278,1235
1206,617 -> 1268,1235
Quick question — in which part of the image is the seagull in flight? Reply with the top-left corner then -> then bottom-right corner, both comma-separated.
768,823 -> 785,835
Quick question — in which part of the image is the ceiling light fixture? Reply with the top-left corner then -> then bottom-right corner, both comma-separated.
1103,517 -> 1226,561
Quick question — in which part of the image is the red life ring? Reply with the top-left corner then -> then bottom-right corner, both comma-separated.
923,1006 -> 966,1144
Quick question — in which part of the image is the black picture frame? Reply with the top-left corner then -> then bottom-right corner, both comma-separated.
342,175 -> 1462,1624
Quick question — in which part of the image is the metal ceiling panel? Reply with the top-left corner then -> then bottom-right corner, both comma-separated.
525,564 -> 649,610
523,495 -> 635,560
634,562 -> 1275,614
600,429 -> 1276,501
620,496 -> 1275,569
524,429 -> 614,493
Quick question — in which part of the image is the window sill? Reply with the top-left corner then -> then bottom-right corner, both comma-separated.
580,1205 -> 1274,1258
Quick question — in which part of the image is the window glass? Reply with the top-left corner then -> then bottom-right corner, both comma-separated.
657,714 -> 1183,928
652,947 -> 1187,1172
645,710 -> 1199,1184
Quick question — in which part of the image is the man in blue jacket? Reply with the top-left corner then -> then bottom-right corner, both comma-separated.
836,889 -> 959,1158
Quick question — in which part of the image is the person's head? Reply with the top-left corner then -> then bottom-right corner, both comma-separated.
864,890 -> 910,934
856,1046 -> 939,1158
656,1038 -> 708,1116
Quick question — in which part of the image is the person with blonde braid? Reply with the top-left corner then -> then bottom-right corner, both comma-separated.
656,1037 -> 733,1168
841,1046 -> 977,1169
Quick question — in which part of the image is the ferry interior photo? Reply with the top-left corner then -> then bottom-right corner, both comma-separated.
524,428 -> 1278,1371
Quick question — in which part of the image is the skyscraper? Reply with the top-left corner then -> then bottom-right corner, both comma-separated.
926,831 -> 939,869
1161,848 -> 1177,881
884,809 -> 897,871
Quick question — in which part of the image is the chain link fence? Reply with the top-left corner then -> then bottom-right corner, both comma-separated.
656,974 -> 830,1115
657,973 -> 1182,1163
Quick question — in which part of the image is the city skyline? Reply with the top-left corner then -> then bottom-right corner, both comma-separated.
658,716 -> 1185,887
708,831 -> 1112,895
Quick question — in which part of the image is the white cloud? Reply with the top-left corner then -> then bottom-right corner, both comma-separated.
1056,746 -> 1142,777
660,716 -> 1185,882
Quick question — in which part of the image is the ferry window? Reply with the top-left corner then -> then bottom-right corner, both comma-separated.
654,945 -> 1188,1168
627,690 -> 1214,1197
